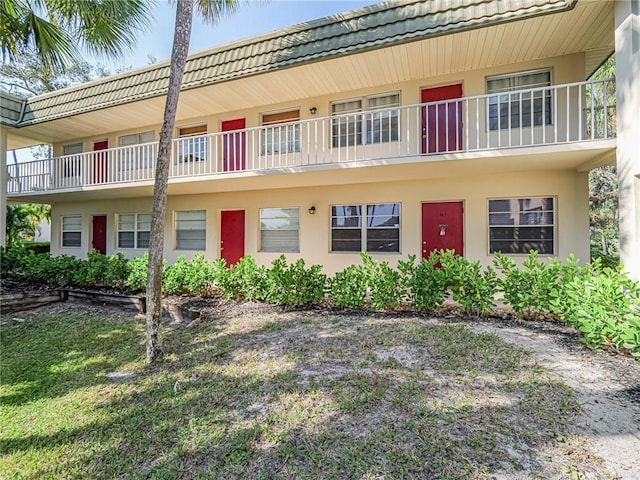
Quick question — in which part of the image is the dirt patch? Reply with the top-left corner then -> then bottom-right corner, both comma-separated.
470,323 -> 640,480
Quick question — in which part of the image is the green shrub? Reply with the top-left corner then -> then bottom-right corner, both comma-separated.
163,254 -> 216,295
230,255 -> 269,301
494,251 -> 562,315
397,253 -> 449,312
441,252 -> 497,315
361,252 -> 404,310
20,242 -> 50,255
560,266 -> 640,357
125,254 -> 149,292
265,255 -> 326,306
75,249 -> 111,287
329,264 -> 368,309
0,245 -> 28,279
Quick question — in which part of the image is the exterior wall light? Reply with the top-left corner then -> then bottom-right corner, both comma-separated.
308,206 -> 316,214
309,107 -> 317,115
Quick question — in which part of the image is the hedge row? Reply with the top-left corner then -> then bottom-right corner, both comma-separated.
1,246 -> 638,358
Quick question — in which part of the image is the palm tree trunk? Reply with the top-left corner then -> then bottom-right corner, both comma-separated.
145,0 -> 194,364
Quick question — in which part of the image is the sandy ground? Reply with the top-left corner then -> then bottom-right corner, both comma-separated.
470,323 -> 640,480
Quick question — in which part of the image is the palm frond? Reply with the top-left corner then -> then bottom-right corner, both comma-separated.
196,0 -> 240,25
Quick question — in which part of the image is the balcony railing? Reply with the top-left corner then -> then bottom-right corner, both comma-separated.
7,79 -> 616,195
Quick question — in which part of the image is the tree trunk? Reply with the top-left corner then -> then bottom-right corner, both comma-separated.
145,0 -> 194,364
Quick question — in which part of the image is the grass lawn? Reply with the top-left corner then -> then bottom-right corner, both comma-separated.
0,304 -> 603,479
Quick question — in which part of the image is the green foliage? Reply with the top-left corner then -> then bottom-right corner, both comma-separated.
163,254 -> 216,295
589,165 -> 619,264
212,256 -> 267,301
361,252 -> 404,310
494,251 -> 572,315
125,253 -> 149,292
556,264 -> 640,357
28,253 -> 83,287
397,254 -> 449,311
226,255 -> 268,301
5,204 -> 50,247
20,242 -> 50,254
440,252 -> 497,315
328,264 -> 368,309
1,245 -> 638,359
265,255 -> 326,306
1,0 -> 152,72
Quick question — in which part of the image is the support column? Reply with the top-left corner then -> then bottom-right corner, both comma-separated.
615,0 -> 640,279
0,128 -> 7,248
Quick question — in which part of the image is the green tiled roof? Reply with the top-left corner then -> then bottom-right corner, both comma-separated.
0,92 -> 26,126
11,0 -> 574,127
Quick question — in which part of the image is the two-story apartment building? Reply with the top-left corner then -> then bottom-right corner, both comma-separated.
1,0 -> 639,277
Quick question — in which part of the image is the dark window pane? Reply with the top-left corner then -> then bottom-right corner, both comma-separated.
489,226 -> 554,254
176,229 -> 206,250
366,228 -> 400,252
62,232 -> 81,247
118,232 -> 135,248
331,228 -> 361,252
137,231 -> 150,248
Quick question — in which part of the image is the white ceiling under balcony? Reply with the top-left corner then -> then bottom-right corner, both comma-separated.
7,0 -> 614,148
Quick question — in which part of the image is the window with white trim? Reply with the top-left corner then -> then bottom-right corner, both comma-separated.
487,70 -> 552,130
61,215 -> 82,247
261,110 -> 300,155
62,143 -> 83,178
177,125 -> 207,163
331,203 -> 400,253
488,197 -> 555,254
331,93 -> 400,147
117,213 -> 151,249
175,210 -> 206,250
118,131 -> 155,170
259,207 -> 300,252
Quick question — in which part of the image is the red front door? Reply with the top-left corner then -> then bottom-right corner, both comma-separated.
222,119 -> 246,172
421,84 -> 463,154
92,215 -> 107,254
421,202 -> 463,259
220,210 -> 245,266
93,140 -> 108,184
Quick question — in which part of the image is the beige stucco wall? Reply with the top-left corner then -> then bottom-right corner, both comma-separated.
49,168 -> 589,274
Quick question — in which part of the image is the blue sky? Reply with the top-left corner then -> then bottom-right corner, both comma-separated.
104,1 -> 376,69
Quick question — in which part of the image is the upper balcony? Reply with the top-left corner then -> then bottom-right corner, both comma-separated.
7,79 -> 616,200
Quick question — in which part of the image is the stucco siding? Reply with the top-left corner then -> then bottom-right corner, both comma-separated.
49,169 -> 589,274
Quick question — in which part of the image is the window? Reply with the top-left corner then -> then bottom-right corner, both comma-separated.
261,110 -> 300,155
175,210 -> 206,250
487,70 -> 552,130
331,93 -> 400,147
488,197 -> 555,254
260,207 -> 300,252
331,203 -> 400,253
177,125 -> 207,163
61,215 -> 82,247
117,213 -> 151,249
119,131 -> 155,170
62,143 -> 83,178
